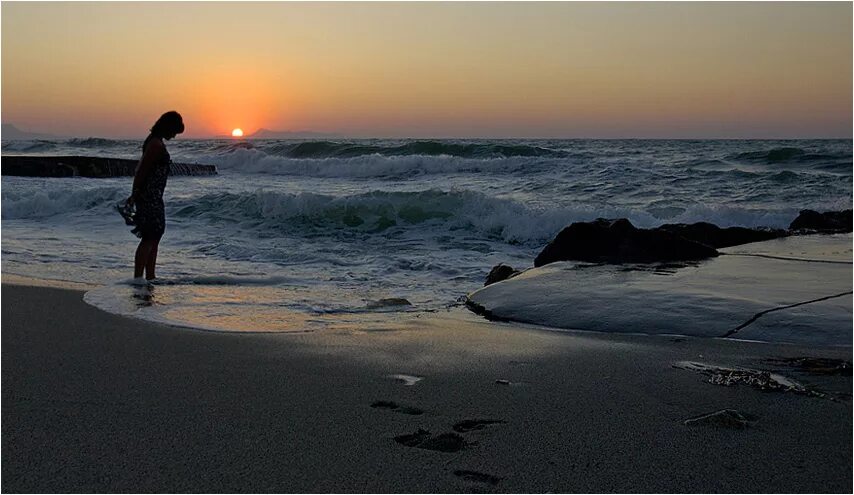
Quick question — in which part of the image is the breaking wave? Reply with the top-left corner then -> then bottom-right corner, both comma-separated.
233,140 -> 567,159
1,186 -> 125,219
206,148 -> 558,178
731,146 -> 849,165
167,189 -> 816,244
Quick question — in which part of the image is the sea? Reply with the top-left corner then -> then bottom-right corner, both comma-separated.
2,138 -> 851,332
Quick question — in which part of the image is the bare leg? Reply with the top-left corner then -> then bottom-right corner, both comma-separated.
145,240 -> 160,280
134,239 -> 157,279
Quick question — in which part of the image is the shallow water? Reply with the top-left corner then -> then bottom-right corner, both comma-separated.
2,138 -> 851,334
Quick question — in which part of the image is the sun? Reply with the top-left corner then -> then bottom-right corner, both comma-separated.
231,128 -> 244,137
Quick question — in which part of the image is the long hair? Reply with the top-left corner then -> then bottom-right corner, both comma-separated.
144,111 -> 184,150
150,111 -> 184,138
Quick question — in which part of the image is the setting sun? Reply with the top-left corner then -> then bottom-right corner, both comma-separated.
231,128 -> 244,137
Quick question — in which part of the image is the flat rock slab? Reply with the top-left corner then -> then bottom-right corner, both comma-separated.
466,234 -> 851,346
723,233 -> 852,262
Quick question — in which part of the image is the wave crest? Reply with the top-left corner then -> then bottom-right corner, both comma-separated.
2,186 -> 125,219
168,189 -> 817,244
731,146 -> 849,165
208,148 -> 556,178
244,140 -> 567,159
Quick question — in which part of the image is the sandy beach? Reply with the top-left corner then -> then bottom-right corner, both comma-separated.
2,281 -> 851,493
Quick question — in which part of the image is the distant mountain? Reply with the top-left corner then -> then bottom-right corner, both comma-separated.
247,128 -> 338,139
1,123 -> 64,140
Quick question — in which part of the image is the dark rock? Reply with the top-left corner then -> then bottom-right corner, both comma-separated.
788,209 -> 852,233
656,222 -> 787,248
366,298 -> 411,309
1,155 -> 216,178
534,218 -> 719,267
484,264 -> 520,286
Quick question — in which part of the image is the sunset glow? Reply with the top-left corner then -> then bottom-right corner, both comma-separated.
1,2 -> 850,138
231,128 -> 244,138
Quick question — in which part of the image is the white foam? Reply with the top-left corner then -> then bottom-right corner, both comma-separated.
207,148 -> 546,178
388,374 -> 424,386
1,186 -> 125,219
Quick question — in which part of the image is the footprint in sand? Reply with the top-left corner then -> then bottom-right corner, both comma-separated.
394,429 -> 469,453
454,470 -> 503,486
452,419 -> 507,433
371,400 -> 424,415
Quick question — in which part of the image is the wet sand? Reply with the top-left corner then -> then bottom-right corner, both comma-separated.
2,282 -> 851,492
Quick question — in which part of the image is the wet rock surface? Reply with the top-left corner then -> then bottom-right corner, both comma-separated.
468,235 -> 852,345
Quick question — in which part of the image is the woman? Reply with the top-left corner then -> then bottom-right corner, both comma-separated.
127,111 -> 184,280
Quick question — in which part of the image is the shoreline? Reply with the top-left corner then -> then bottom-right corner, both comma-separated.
10,271 -> 851,348
2,280 -> 851,492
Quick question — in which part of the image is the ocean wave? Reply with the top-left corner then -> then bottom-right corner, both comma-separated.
731,146 -> 850,165
733,147 -> 806,162
206,148 -> 555,178
2,137 -> 134,156
207,141 -> 256,153
64,137 -> 128,148
1,186 -> 126,219
1,140 -> 57,152
168,188 -> 819,245
3,180 -> 836,239
170,189 -> 602,243
245,140 -> 567,159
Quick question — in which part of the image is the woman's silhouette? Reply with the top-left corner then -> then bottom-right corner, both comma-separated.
127,111 -> 184,280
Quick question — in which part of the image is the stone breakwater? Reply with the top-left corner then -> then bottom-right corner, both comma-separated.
1,155 -> 217,177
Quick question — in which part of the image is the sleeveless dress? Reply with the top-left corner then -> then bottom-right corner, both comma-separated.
133,140 -> 170,240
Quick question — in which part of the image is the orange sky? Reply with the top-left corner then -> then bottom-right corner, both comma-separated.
2,2 -> 851,138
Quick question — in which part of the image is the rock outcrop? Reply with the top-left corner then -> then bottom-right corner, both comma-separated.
484,264 -> 520,286
789,209 -> 852,233
468,234 -> 852,346
655,222 -> 787,249
533,218 -> 718,267
1,155 -> 217,177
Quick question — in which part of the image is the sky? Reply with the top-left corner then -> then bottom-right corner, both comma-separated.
1,2 -> 851,139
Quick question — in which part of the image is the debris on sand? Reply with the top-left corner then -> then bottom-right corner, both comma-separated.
684,409 -> 753,429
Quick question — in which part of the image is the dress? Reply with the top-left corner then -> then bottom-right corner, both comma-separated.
133,141 -> 170,240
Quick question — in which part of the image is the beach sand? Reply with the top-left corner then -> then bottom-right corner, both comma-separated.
2,281 -> 851,492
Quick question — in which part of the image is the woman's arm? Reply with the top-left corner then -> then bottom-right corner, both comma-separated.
130,139 -> 165,203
